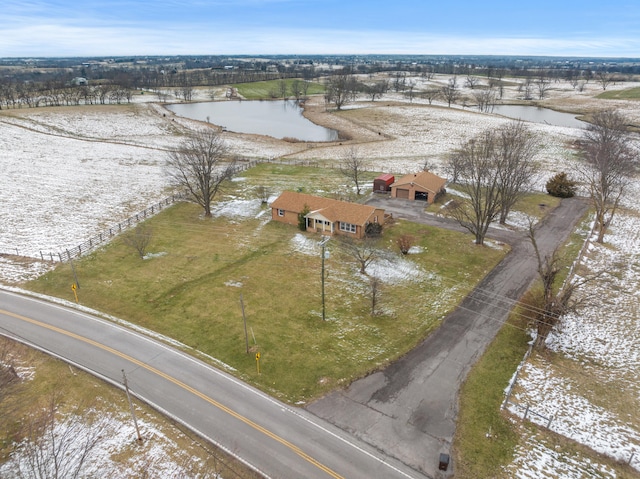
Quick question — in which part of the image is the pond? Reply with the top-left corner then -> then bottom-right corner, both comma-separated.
166,100 -> 339,142
490,105 -> 584,129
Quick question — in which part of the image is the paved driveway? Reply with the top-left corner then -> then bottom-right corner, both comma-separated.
307,195 -> 589,478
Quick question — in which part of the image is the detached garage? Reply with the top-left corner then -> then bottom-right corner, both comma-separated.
390,171 -> 446,204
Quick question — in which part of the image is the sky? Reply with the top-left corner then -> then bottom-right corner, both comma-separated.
1,0 -> 639,58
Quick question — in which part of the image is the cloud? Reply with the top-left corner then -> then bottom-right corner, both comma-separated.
1,1 -> 638,57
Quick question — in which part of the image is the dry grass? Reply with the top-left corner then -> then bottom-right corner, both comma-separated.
0,336 -> 260,478
26,188 -> 507,403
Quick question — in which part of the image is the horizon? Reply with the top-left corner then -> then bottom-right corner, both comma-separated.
3,53 -> 640,61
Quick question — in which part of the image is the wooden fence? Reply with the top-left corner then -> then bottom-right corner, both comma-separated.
2,156 -> 388,264
45,194 -> 185,263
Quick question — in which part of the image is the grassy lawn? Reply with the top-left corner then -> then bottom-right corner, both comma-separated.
452,307 -> 529,478
233,79 -> 325,100
26,167 -> 508,404
429,188 -> 562,222
596,86 -> 640,100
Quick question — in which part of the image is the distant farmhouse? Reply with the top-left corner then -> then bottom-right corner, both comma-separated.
390,171 -> 446,204
70,77 -> 88,86
270,191 -> 385,239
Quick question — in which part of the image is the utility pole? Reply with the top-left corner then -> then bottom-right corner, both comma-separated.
122,369 -> 143,442
320,237 -> 330,321
240,293 -> 249,354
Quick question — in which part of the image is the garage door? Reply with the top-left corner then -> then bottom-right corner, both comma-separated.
415,191 -> 428,201
396,188 -> 409,199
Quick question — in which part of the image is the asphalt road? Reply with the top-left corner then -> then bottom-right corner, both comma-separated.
307,196 -> 589,478
0,290 -> 428,479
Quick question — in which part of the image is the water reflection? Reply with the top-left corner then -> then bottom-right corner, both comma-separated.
167,100 -> 338,142
490,105 -> 584,129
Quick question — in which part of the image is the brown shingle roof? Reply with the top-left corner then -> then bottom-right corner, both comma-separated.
391,171 -> 446,193
270,191 -> 380,225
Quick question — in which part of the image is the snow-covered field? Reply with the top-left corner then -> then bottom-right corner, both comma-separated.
1,73 -> 639,476
504,205 -> 640,476
0,409 -> 213,478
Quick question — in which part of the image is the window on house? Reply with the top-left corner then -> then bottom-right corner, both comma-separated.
277,209 -> 284,217
339,222 -> 357,233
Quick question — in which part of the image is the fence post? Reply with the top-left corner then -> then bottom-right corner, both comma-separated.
546,415 -> 553,429
629,452 -> 635,466
523,404 -> 529,420
40,251 -> 44,260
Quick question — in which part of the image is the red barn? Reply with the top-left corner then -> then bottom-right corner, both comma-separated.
373,174 -> 395,193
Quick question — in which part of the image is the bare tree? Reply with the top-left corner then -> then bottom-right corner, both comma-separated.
577,109 -> 639,242
370,275 -> 382,316
421,88 -> 439,105
496,121 -> 539,224
325,71 -> 357,110
339,236 -> 377,274
440,77 -> 459,107
448,131 -> 503,245
445,150 -> 464,184
535,71 -> 552,99
405,81 -> 416,102
519,77 -> 534,100
340,147 -> 367,196
166,129 -> 237,217
595,70 -> 614,91
527,222 -> 579,349
0,338 -> 19,402
255,185 -> 272,204
122,224 -> 153,259
290,79 -> 303,101
422,66 -> 435,81
392,72 -> 407,92
11,395 -> 108,479
488,78 -> 505,99
278,78 -> 288,99
473,87 -> 496,113
365,80 -> 388,101
465,75 -> 481,89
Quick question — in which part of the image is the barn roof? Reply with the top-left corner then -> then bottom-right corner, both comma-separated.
374,173 -> 395,182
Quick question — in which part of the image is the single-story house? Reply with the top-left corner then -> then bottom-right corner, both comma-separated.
270,191 -> 385,239
390,171 -> 446,203
373,173 -> 395,193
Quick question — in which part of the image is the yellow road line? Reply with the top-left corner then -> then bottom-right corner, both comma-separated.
0,308 -> 343,479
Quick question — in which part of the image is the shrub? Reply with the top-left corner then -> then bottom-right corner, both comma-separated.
298,204 -> 310,231
396,234 -> 415,255
365,222 -> 383,237
546,172 -> 577,198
